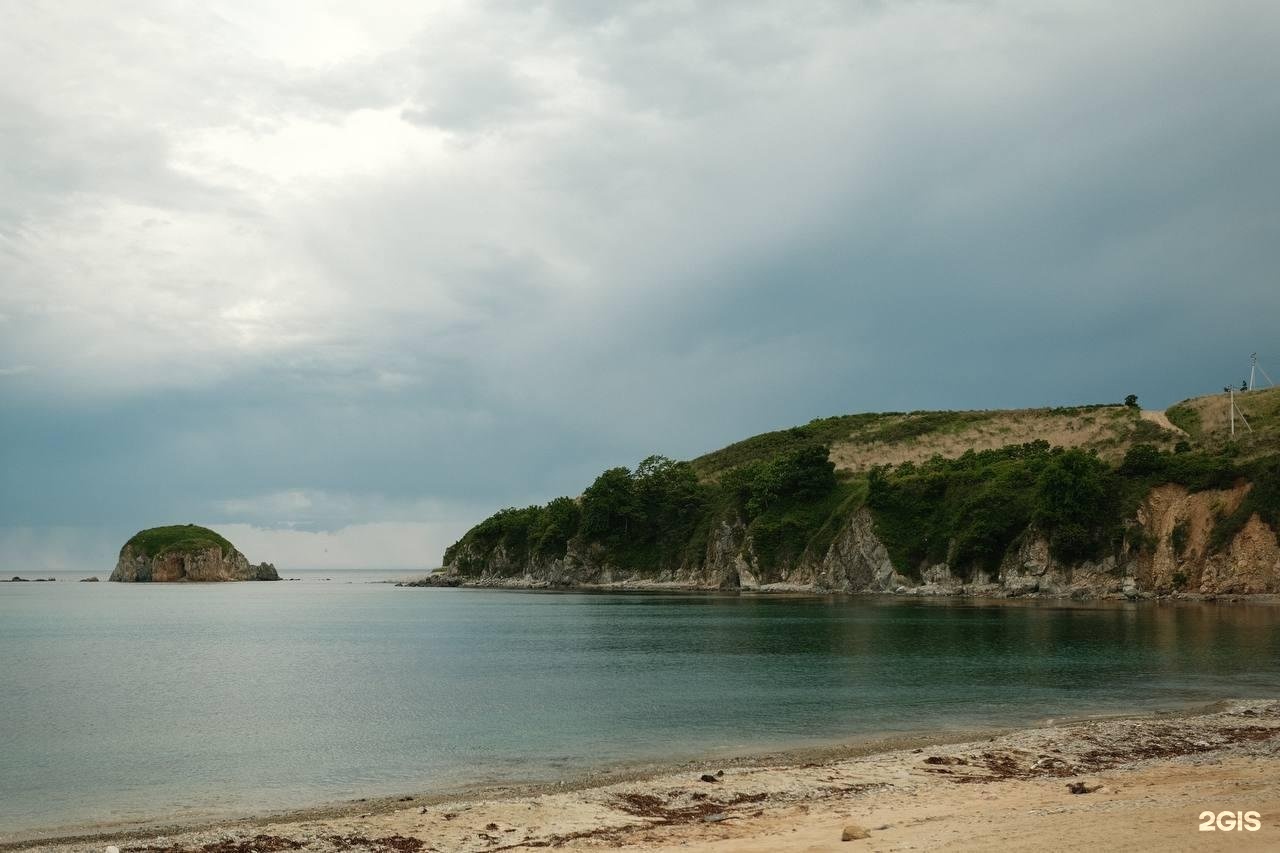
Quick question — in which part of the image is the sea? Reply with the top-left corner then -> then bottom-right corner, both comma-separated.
3,569 -> 1280,839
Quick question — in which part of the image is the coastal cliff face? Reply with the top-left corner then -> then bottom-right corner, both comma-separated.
434,487 -> 1280,599
111,544 -> 279,582
434,390 -> 1280,599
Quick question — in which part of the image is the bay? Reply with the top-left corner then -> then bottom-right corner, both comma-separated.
3,571 -> 1279,837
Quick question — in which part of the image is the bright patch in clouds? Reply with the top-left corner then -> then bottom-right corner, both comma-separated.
3,1 -> 1279,571
218,523 -> 459,571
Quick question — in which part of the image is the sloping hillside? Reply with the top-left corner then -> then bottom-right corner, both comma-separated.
1166,386 -> 1280,456
435,388 -> 1280,598
694,403 -> 1174,480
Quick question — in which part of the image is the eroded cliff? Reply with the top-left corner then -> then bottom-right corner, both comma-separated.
430,490 -> 1279,599
431,390 -> 1280,599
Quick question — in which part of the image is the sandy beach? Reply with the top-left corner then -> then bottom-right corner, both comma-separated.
6,700 -> 1278,853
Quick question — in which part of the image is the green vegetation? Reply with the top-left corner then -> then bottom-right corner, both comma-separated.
691,414 -> 882,479
719,442 -> 853,569
444,456 -> 713,575
1164,387 -> 1280,458
866,442 -> 1109,577
579,455 -> 707,569
446,443 -> 860,578
1209,456 -> 1280,551
125,525 -> 235,558
445,391 -> 1280,582
851,411 -> 992,446
1165,403 -> 1202,438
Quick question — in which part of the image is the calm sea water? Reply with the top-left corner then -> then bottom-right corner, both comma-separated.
3,571 -> 1280,838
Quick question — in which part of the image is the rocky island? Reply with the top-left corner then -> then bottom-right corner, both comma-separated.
109,524 -> 279,582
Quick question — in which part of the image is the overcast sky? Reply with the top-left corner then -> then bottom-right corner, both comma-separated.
3,1 -> 1279,572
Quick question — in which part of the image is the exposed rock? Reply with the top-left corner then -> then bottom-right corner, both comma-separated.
841,823 -> 871,840
1135,483 -> 1252,593
109,525 -> 279,583
429,483 -> 1280,600
80,576 -> 100,582
400,573 -> 462,588
1201,513 -> 1280,594
819,508 -> 901,591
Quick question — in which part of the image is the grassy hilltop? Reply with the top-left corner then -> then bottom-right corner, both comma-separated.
445,387 -> 1280,584
123,524 -> 236,559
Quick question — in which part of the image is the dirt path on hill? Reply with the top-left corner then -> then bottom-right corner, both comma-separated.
1142,409 -> 1188,436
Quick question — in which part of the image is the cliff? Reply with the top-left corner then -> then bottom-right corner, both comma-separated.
430,389 -> 1280,599
109,525 -> 279,582
432,500 -> 1278,599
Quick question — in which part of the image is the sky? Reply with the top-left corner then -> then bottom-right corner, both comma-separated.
2,1 -> 1279,572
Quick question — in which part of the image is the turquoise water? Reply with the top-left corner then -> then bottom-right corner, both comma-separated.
3,572 -> 1280,838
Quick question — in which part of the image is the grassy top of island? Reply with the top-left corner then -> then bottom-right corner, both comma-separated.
444,387 -> 1280,586
123,524 -> 236,559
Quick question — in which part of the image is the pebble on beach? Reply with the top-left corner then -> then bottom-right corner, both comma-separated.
842,824 -> 871,841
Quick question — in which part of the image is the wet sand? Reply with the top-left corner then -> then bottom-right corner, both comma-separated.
5,700 -> 1279,852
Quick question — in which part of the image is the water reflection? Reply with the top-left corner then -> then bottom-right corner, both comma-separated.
2,582 -> 1278,834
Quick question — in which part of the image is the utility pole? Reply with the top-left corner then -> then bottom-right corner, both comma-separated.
1227,384 -> 1253,438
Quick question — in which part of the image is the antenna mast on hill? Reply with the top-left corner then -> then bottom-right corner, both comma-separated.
1249,353 -> 1275,391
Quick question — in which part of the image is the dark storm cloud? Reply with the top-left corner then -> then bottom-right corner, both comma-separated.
2,1 -> 1278,569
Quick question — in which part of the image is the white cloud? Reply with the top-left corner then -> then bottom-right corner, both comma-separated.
216,521 -> 462,570
3,0 -> 1279,569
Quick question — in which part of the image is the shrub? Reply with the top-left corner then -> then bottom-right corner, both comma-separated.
1033,449 -> 1111,562
726,443 -> 836,520
1120,443 -> 1163,475
1165,404 -> 1201,437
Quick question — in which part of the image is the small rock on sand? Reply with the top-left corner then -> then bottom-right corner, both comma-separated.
842,824 -> 871,841
1067,779 -> 1104,795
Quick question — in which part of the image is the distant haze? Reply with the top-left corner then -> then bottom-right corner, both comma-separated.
2,1 -> 1279,570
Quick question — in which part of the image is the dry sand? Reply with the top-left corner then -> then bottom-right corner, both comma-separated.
7,701 -> 1280,853
827,407 -> 1163,472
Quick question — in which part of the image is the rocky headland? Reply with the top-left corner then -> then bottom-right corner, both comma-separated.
109,525 -> 279,582
425,388 -> 1280,600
